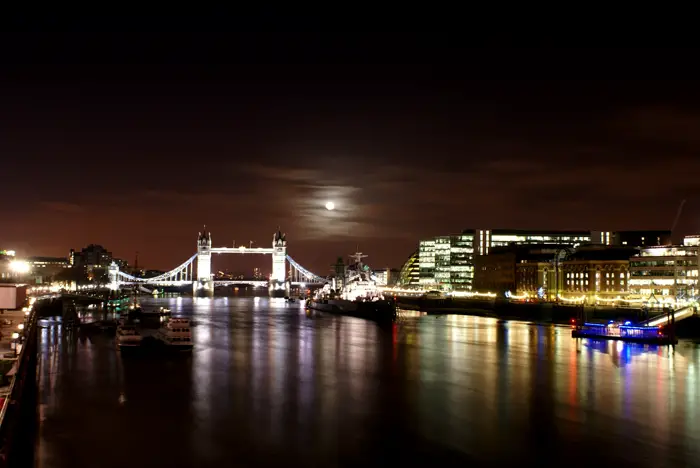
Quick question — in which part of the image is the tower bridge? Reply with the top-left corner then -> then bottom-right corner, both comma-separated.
108,228 -> 327,296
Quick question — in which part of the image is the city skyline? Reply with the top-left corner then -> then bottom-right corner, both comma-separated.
2,36 -> 698,272
2,27 -> 700,467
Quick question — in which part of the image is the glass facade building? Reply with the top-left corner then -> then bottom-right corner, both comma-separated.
416,233 -> 475,290
397,249 -> 420,287
418,240 -> 435,287
418,229 -> 592,291
628,236 -> 700,306
476,229 -> 591,255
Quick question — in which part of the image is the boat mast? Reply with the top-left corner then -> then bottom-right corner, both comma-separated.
349,252 -> 368,266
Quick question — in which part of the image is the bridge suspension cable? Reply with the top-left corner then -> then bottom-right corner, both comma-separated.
118,254 -> 198,283
286,255 -> 326,283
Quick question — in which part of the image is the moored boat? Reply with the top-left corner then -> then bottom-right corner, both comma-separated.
116,324 -> 143,353
154,318 -> 193,351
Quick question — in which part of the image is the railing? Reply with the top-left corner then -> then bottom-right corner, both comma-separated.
0,301 -> 38,466
641,305 -> 696,327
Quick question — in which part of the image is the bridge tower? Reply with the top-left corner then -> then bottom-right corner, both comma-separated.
269,228 -> 290,297
195,227 -> 213,293
108,261 -> 120,290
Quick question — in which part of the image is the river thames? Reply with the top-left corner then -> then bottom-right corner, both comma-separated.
34,296 -> 700,467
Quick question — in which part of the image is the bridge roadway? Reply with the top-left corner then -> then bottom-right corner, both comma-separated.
119,280 -> 322,287
210,247 -> 274,254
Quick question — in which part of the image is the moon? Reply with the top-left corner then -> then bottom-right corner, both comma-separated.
325,201 -> 335,211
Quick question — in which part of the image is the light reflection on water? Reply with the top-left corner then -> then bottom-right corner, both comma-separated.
35,297 -> 700,467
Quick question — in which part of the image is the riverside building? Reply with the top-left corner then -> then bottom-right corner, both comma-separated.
401,229 -> 671,292
415,229 -> 590,291
628,235 -> 700,307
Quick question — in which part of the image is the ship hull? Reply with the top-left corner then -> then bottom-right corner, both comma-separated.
308,299 -> 396,323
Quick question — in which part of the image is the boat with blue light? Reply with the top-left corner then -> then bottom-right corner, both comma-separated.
572,320 -> 677,345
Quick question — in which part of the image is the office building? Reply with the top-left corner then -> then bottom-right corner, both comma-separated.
373,268 -> 399,287
71,244 -> 113,270
418,232 -> 475,290
593,230 -> 671,247
418,229 -> 588,291
628,235 -> 700,306
27,256 -> 71,284
475,229 -> 591,255
474,245 -> 561,296
396,250 -> 419,287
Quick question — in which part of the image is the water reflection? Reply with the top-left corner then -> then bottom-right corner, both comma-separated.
36,298 -> 700,467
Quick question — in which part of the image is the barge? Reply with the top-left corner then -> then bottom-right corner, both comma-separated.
572,321 -> 677,345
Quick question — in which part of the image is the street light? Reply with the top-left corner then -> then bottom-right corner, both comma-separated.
9,260 -> 30,274
552,247 -> 571,302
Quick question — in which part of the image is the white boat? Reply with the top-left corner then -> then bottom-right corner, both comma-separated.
116,324 -> 143,351
155,318 -> 193,351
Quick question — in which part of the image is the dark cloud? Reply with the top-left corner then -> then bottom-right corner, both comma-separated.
39,201 -> 84,213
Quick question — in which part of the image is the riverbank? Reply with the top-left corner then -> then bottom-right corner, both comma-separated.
0,298 -> 39,468
396,296 -> 655,324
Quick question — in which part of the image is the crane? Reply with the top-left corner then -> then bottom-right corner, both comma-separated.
670,199 -> 686,308
671,199 -> 686,236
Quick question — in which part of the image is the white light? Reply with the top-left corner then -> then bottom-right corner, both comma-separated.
9,260 -> 30,274
325,201 -> 335,211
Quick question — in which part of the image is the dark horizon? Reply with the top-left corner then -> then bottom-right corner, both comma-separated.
2,35 -> 699,272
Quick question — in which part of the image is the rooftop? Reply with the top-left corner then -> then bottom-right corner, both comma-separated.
567,247 -> 640,262
463,228 -> 591,236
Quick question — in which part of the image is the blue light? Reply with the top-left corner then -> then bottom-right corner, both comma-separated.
624,321 -> 631,325
609,320 -> 614,324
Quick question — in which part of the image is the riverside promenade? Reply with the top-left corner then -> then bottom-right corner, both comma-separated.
0,297 -> 39,468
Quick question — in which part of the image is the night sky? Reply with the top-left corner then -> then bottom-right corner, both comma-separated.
1,34 -> 698,274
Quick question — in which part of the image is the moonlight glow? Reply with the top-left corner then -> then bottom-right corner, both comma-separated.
325,201 -> 335,211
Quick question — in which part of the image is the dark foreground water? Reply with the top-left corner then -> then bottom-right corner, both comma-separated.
35,297 -> 700,467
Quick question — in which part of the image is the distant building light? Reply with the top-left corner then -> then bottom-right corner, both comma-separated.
9,260 -> 30,273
